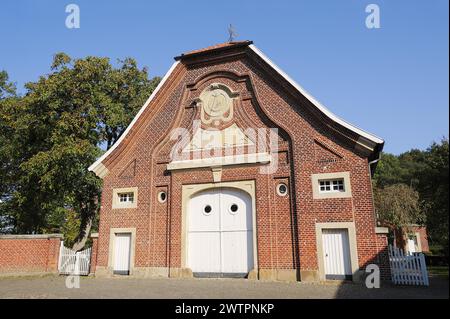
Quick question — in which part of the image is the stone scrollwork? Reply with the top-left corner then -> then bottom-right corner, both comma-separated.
198,83 -> 238,126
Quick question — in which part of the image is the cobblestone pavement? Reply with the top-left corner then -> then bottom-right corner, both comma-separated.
0,275 -> 448,299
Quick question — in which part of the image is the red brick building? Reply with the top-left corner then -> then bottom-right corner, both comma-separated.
89,41 -> 388,281
394,225 -> 430,254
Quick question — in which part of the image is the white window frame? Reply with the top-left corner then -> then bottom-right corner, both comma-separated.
119,192 -> 134,203
112,187 -> 138,209
319,179 -> 345,193
312,172 -> 352,199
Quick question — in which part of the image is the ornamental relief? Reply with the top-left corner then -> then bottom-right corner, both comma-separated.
198,83 -> 238,127
182,123 -> 255,152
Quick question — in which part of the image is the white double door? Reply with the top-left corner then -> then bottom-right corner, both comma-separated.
322,229 -> 352,280
187,188 -> 254,276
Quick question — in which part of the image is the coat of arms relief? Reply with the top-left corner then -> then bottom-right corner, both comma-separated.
198,83 -> 238,126
182,83 -> 254,152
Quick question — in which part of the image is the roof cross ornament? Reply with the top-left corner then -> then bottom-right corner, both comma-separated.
228,24 -> 237,42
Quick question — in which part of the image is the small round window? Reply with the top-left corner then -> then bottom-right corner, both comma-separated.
229,203 -> 239,214
277,183 -> 288,196
158,191 -> 167,203
203,205 -> 212,215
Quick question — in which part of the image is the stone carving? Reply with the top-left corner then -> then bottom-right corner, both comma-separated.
182,124 -> 254,152
198,83 -> 237,126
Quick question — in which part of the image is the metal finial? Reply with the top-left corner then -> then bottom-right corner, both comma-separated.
228,24 -> 237,42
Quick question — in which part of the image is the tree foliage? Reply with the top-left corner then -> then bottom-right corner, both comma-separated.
0,55 -> 160,249
374,183 -> 424,228
373,138 -> 449,254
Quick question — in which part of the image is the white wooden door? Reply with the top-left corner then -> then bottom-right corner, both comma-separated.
113,233 -> 131,275
407,239 -> 416,254
220,189 -> 254,274
322,229 -> 352,280
188,188 -> 253,277
188,190 -> 221,273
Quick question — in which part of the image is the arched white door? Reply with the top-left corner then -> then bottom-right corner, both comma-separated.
187,188 -> 254,277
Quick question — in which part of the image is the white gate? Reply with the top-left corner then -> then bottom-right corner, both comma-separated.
388,245 -> 429,286
58,242 -> 91,276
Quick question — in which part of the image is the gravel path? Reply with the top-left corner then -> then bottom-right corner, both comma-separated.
0,275 -> 447,299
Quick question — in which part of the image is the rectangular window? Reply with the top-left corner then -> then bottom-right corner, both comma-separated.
319,179 -> 345,193
312,172 -> 352,199
118,192 -> 134,203
112,187 -> 138,209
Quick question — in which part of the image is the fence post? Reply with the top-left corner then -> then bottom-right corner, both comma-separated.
419,253 -> 429,286
74,252 -> 80,276
57,241 -> 63,272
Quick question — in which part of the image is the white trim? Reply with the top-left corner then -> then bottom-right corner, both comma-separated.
88,61 -> 180,176
167,153 -> 271,170
158,191 -> 167,203
248,44 -> 384,145
375,227 -> 389,234
276,183 -> 288,197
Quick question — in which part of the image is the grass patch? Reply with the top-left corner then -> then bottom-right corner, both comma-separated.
428,266 -> 449,279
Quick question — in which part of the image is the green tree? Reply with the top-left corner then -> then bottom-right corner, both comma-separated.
0,54 -> 160,250
0,71 -> 16,99
373,153 -> 403,187
419,139 -> 449,254
374,183 -> 425,229
0,71 -> 18,231
373,139 -> 449,255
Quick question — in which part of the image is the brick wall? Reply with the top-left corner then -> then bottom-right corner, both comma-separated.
375,233 -> 391,280
89,234 -> 99,274
416,227 -> 430,253
0,234 -> 63,275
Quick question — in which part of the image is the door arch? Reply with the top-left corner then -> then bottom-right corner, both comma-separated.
187,187 -> 254,277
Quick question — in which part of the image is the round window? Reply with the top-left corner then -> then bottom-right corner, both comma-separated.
158,191 -> 167,203
229,203 -> 239,214
204,205 -> 212,215
277,183 -> 288,196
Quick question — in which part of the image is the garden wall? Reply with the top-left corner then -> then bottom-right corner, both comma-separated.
0,234 -> 63,276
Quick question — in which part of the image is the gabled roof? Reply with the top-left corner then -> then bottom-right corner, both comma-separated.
174,41 -> 252,60
89,41 -> 384,177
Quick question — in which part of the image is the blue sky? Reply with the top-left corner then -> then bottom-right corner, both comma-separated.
0,0 -> 448,154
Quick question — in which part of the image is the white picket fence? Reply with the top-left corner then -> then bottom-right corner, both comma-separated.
58,242 -> 92,276
388,245 -> 429,286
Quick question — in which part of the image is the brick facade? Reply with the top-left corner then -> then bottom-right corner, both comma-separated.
0,234 -> 62,275
394,225 -> 430,253
89,234 -> 99,274
91,41 -> 388,281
